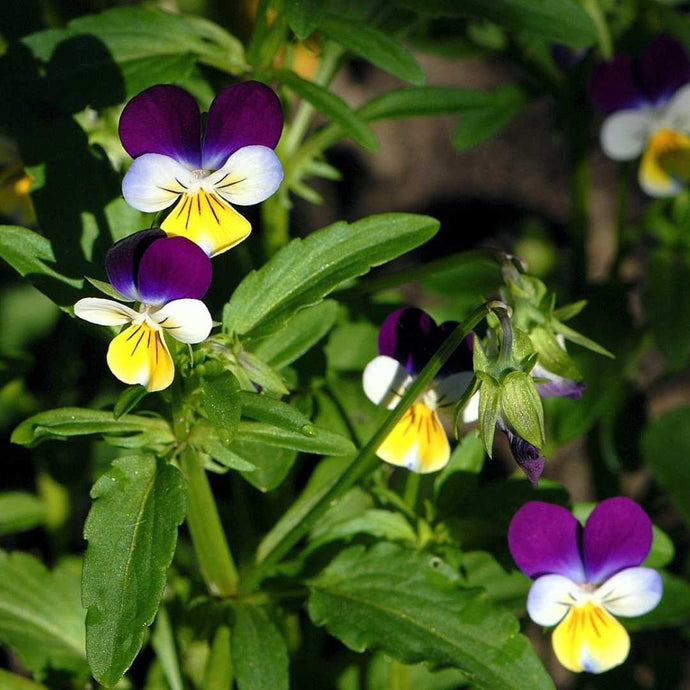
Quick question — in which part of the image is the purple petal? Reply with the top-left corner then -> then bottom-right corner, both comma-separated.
638,35 -> 690,105
437,322 -> 473,377
498,419 -> 546,487
137,236 -> 212,306
582,497 -> 653,584
119,85 -> 201,169
106,229 -> 166,301
378,307 -> 436,375
588,55 -> 645,113
508,501 -> 586,582
201,81 -> 283,170
532,364 -> 587,399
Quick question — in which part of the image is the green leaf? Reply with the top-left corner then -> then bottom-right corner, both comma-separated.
642,407 -> 690,525
86,276 -> 131,302
285,0 -> 324,38
83,455 -> 186,687
232,605 -> 289,690
397,0 -> 597,47
192,428 -> 257,473
434,434 -> 485,498
500,371 -> 545,449
234,420 -> 354,455
274,69 -> 377,149
12,407 -> 173,449
460,551 -> 529,610
308,543 -> 553,689
202,371 -> 242,444
551,319 -> 614,358
252,300 -> 340,369
0,669 -> 49,690
234,440 -> 298,492
320,14 -> 425,85
0,551 -> 86,676
113,385 -> 148,419
223,213 -> 439,340
0,492 -> 46,536
203,625 -> 233,690
358,85 -> 519,121
552,300 -> 587,322
452,87 -> 525,151
477,374 -> 500,456
324,320 -> 379,372
151,606 -> 184,690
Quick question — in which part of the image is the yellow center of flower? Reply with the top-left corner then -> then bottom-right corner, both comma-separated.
640,127 -> 690,195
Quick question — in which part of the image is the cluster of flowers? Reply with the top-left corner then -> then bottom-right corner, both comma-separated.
75,81 -> 284,391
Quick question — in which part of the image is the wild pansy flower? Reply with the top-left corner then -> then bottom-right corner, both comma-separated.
362,308 -> 473,473
74,229 -> 213,392
589,35 -> 690,197
119,81 -> 284,257
508,498 -> 662,674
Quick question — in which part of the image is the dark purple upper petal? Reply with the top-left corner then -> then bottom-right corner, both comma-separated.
637,35 -> 690,105
437,322 -> 473,377
201,81 -> 283,170
588,55 -> 645,113
508,501 -> 586,582
119,85 -> 202,169
106,229 -> 166,302
498,419 -> 546,487
378,307 -> 436,375
582,497 -> 653,583
136,236 -> 212,306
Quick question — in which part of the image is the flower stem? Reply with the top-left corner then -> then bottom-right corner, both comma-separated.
181,446 -> 240,597
249,303 -> 491,585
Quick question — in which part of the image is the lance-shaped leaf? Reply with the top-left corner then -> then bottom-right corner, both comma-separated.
83,455 -> 186,687
12,408 -> 173,449
285,0 -> 323,39
251,300 -> 339,370
232,604 -> 289,690
307,543 -> 554,690
397,0 -> 597,47
0,551 -> 87,676
223,213 -> 439,340
0,669 -> 50,690
320,14 -> 425,85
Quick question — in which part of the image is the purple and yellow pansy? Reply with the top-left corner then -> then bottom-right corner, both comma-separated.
74,229 -> 213,392
589,35 -> 690,197
362,308 -> 473,473
509,498 -> 662,674
119,81 -> 284,257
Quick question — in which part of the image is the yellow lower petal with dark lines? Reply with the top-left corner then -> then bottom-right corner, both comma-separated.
107,323 -> 174,392
551,602 -> 630,674
161,190 -> 251,257
376,403 -> 450,473
639,128 -> 690,197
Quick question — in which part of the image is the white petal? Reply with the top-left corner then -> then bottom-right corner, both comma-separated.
152,299 -> 212,344
427,372 -> 473,409
663,82 -> 690,131
362,355 -> 413,409
600,110 -> 652,161
74,298 -> 138,326
122,153 -> 194,213
207,145 -> 283,206
527,574 -> 578,626
596,567 -> 663,618
461,390 -> 480,424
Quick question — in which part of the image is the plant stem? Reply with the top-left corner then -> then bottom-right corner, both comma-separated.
403,472 -> 420,511
181,447 -> 240,597
250,303 -> 491,585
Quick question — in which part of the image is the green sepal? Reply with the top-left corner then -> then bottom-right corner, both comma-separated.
476,373 -> 501,457
237,350 -> 290,397
500,371 -> 545,449
472,336 -> 490,374
511,327 -> 535,364
530,326 -> 580,379
552,299 -> 587,322
551,319 -> 614,358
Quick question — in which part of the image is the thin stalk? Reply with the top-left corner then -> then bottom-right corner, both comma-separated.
249,303 -> 491,584
402,472 -> 420,511
181,446 -> 240,597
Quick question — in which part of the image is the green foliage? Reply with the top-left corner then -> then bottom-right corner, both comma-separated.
0,551 -> 87,677
307,543 -> 554,690
232,605 -> 289,690
0,491 -> 46,535
82,455 -> 186,686
223,213 -> 439,340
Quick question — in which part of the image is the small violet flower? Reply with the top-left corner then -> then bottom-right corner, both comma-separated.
119,81 -> 284,257
508,498 -> 663,674
589,35 -> 690,197
362,308 -> 473,473
74,229 -> 213,392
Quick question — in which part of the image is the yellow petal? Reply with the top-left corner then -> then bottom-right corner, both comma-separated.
376,403 -> 450,473
551,602 -> 630,674
639,128 -> 690,197
106,323 -> 174,392
161,190 -> 251,257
